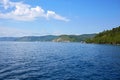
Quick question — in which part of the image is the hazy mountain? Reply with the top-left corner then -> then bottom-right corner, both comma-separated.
0,34 -> 96,42
0,37 -> 18,41
17,35 -> 58,41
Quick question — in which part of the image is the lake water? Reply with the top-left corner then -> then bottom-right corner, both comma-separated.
0,42 -> 120,80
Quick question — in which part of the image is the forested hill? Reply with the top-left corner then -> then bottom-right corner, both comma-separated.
86,26 -> 120,44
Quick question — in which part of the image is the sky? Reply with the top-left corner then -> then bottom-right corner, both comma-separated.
0,0 -> 120,37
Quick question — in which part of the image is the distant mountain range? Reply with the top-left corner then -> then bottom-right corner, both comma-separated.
0,35 -> 57,41
0,34 -> 96,42
0,26 -> 120,44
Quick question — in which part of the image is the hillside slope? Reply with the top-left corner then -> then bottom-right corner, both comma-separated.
86,26 -> 120,44
53,34 -> 96,42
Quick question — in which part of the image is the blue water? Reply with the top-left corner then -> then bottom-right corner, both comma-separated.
0,42 -> 120,80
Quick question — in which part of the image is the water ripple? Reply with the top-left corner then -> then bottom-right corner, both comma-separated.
0,42 -> 120,80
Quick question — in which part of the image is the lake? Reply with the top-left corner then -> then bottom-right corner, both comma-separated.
0,42 -> 120,80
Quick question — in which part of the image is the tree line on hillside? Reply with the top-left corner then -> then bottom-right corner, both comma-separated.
86,26 -> 120,44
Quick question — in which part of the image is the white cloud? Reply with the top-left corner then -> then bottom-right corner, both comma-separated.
0,0 -> 69,22
47,11 -> 69,22
0,0 -> 9,9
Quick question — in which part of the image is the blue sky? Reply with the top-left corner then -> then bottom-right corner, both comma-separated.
0,0 -> 120,36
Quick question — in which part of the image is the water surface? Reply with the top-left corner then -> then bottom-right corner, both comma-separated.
0,42 -> 120,80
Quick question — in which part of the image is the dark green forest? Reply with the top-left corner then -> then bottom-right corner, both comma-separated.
86,26 -> 120,44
